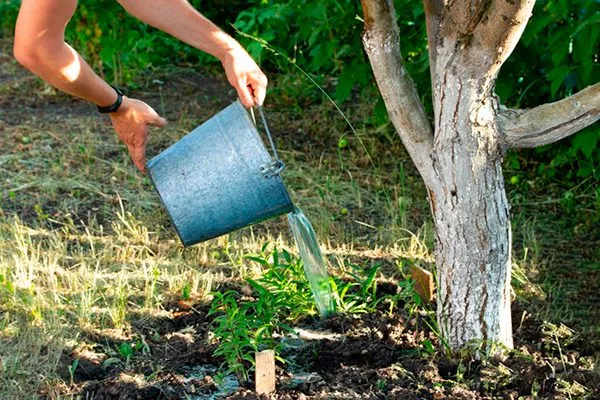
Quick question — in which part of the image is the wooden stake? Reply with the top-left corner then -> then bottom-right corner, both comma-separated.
411,266 -> 434,303
255,349 -> 275,395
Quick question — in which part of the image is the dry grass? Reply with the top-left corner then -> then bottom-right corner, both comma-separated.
0,46 -> 435,398
1,40 -> 598,399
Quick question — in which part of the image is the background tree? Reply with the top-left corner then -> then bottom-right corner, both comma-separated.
360,0 -> 599,351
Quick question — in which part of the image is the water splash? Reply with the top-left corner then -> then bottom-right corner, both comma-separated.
182,365 -> 239,399
287,206 -> 335,317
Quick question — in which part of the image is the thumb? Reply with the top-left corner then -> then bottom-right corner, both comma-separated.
235,79 -> 255,108
143,104 -> 168,127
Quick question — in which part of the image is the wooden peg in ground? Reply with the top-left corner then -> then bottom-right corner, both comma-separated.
411,266 -> 434,303
255,349 -> 276,395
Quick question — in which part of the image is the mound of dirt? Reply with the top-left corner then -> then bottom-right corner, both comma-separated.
56,298 -> 599,400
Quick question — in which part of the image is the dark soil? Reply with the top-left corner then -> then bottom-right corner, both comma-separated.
50,296 -> 599,400
2,39 -> 598,400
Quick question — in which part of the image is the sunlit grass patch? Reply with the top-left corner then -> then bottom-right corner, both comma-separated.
1,43 -> 598,396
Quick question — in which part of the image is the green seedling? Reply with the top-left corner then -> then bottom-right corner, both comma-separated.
210,247 -> 407,381
118,342 -> 134,367
181,282 -> 192,301
67,359 -> 79,386
421,339 -> 435,355
209,289 -> 292,382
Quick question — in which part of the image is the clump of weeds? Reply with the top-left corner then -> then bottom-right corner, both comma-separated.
207,244 -> 420,382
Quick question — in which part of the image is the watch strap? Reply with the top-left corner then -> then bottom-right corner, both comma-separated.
97,85 -> 124,114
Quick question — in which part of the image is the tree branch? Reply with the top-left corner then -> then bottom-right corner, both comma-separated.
423,0 -> 444,86
499,83 -> 600,148
361,0 -> 436,185
436,1 -> 535,76
473,0 -> 535,72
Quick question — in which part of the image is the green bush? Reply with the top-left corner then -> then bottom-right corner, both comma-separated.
0,0 -> 19,36
64,0 -> 220,84
1,0 -> 597,178
497,0 -> 599,179
233,0 -> 430,107
0,0 -> 250,84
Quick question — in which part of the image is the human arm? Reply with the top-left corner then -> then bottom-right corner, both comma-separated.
13,0 -> 167,171
13,0 -> 119,107
116,0 -> 267,107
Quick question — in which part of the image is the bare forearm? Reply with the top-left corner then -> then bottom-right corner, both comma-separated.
14,0 -> 116,106
14,0 -> 169,173
15,43 -> 117,107
117,0 -> 267,106
117,0 -> 240,61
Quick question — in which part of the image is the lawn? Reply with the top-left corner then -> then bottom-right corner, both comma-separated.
1,39 -> 599,399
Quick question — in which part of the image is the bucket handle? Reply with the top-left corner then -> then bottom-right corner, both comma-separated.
254,106 -> 285,178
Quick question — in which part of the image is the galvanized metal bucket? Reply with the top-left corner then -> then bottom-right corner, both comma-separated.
146,100 -> 294,247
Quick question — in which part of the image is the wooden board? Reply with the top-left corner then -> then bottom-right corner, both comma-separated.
255,349 -> 275,395
411,266 -> 434,303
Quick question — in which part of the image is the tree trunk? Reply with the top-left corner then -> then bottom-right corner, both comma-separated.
361,0 -> 600,353
361,0 -> 515,351
430,71 -> 513,351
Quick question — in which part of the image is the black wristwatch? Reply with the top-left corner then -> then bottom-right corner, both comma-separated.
97,85 -> 124,113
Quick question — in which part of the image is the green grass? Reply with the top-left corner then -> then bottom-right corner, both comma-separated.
1,39 -> 598,398
0,44 -> 434,398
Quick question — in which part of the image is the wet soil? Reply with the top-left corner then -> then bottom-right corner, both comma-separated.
49,297 -> 600,400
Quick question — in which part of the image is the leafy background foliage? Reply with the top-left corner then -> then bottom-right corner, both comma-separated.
0,0 -> 598,177
497,0 -> 599,180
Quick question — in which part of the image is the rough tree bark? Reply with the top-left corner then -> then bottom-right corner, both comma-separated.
360,0 -> 600,351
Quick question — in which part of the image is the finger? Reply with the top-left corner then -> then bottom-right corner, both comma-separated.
149,115 -> 168,128
252,80 -> 267,107
127,144 -> 145,172
128,130 -> 148,172
132,142 -> 147,172
251,71 -> 268,106
126,144 -> 141,172
236,79 -> 255,108
131,126 -> 148,147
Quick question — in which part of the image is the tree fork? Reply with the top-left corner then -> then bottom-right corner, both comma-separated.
361,0 -> 600,354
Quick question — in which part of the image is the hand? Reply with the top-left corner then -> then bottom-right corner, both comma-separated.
221,45 -> 268,108
109,97 -> 168,172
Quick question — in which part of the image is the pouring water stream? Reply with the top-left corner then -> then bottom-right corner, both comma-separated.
287,206 -> 335,317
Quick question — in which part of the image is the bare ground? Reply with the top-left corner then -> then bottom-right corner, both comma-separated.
1,41 -> 599,399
